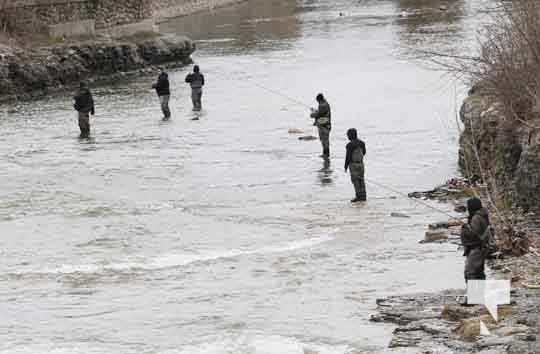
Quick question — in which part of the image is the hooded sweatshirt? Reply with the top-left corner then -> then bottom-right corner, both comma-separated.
461,206 -> 489,252
345,129 -> 366,170
185,72 -> 205,89
74,88 -> 94,114
153,72 -> 170,96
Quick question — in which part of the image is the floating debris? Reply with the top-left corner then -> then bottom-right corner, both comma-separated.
298,135 -> 317,141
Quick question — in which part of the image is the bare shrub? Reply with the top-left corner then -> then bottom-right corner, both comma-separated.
473,0 -> 540,122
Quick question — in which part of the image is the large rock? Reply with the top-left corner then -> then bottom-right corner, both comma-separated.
0,34 -> 194,100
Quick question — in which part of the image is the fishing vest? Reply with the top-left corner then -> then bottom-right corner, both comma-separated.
351,145 -> 364,163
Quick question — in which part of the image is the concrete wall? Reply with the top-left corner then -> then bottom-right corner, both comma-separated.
152,0 -> 244,21
0,0 -> 243,36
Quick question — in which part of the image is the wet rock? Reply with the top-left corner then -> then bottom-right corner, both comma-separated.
298,135 -> 317,141
422,230 -> 449,243
492,325 -> 529,337
391,212 -> 410,218
507,340 -> 540,354
441,304 -> 489,322
455,205 -> 467,213
429,221 -> 450,229
476,336 -> 514,348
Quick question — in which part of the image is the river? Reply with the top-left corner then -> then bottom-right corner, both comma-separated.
1,0 -> 492,353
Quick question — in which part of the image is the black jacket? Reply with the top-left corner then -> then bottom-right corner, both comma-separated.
153,72 -> 170,96
74,88 -> 94,114
185,72 -> 205,89
345,139 -> 366,170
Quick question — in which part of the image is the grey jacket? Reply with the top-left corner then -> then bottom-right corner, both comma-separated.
310,100 -> 331,128
461,208 -> 489,254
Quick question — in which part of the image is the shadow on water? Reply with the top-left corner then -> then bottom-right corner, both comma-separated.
317,157 -> 333,186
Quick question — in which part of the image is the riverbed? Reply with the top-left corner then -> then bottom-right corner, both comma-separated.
1,0 -> 492,353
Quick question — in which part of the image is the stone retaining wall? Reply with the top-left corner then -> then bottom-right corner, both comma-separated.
0,0 -> 245,35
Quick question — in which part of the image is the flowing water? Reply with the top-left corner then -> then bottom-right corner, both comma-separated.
1,0 -> 494,353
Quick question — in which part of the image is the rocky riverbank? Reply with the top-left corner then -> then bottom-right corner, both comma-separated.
0,34 -> 195,101
372,181 -> 540,352
371,288 -> 539,353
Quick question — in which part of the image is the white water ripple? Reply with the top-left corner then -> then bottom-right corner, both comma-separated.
20,234 -> 335,277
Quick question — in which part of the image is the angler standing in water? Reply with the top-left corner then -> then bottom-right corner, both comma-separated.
310,93 -> 331,157
344,128 -> 366,202
73,81 -> 95,138
185,65 -> 205,111
152,68 -> 171,119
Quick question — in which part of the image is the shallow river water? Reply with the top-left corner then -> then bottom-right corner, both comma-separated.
1,0 -> 493,353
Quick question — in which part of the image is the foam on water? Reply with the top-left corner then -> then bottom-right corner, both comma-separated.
0,335 -> 354,354
17,234 -> 335,276
158,334 -> 354,354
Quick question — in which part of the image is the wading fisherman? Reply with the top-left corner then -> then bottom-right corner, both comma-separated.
152,68 -> 171,119
461,198 -> 490,281
310,93 -> 331,157
185,65 -> 205,111
344,128 -> 366,202
73,81 -> 95,138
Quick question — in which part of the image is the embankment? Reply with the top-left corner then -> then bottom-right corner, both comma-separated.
459,91 -> 540,213
0,34 -> 194,100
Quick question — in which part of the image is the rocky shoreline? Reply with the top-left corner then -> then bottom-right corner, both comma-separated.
372,175 -> 539,351
373,84 -> 540,351
0,34 -> 195,101
371,288 -> 539,353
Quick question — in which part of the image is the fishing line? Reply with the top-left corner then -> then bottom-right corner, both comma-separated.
253,83 -> 312,109
365,178 -> 460,221
196,72 -> 465,221
248,84 -> 464,221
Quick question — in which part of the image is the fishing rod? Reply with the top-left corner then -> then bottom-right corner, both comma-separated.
251,84 -> 464,221
365,178 -> 461,221
253,83 -> 313,110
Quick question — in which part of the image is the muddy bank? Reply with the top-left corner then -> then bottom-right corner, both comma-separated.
0,34 -> 194,101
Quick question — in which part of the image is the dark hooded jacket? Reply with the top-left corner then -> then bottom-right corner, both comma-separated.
461,198 -> 489,254
310,99 -> 331,128
153,72 -> 170,96
345,129 -> 366,171
73,88 -> 94,114
185,72 -> 204,89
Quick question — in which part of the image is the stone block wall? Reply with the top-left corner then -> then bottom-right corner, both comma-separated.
0,0 -> 94,32
0,0 -> 244,35
94,0 -> 153,29
152,0 -> 243,21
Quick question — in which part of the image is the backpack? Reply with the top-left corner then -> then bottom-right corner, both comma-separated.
480,225 -> 498,258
